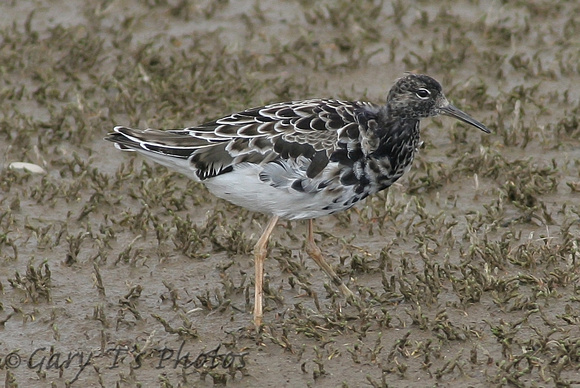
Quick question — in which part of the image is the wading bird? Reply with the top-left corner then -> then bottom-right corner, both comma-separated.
106,73 -> 490,326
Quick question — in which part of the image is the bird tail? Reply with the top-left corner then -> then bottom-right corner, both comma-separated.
105,126 -> 204,158
105,126 -> 142,151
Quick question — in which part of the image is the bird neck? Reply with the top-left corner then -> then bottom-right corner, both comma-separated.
370,117 -> 420,158
363,113 -> 421,192
376,106 -> 420,140
379,103 -> 411,122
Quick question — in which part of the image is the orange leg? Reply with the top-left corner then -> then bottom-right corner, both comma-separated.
305,219 -> 354,298
253,215 -> 279,327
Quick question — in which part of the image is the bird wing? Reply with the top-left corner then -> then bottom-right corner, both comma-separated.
106,99 -> 381,182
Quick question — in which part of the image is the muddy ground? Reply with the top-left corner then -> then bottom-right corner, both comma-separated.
1,0 -> 580,387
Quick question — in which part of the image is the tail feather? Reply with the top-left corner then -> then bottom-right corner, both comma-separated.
105,126 -> 238,180
105,126 -> 210,158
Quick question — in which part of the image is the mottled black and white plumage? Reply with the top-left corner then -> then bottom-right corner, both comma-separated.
106,74 -> 489,220
106,73 -> 490,326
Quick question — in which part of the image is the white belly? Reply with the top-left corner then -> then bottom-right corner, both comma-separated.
204,164 -> 354,220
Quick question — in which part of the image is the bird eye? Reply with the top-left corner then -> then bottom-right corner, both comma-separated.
415,88 -> 431,99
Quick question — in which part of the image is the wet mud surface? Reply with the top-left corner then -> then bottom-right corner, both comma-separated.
1,0 -> 580,386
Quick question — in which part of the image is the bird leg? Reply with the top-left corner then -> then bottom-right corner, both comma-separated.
305,219 -> 354,298
253,215 -> 279,327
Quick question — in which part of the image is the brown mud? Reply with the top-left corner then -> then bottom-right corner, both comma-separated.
1,0 -> 580,387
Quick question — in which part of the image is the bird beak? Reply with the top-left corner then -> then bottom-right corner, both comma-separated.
440,103 -> 491,133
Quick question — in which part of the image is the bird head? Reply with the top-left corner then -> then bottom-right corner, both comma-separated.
386,74 -> 490,133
